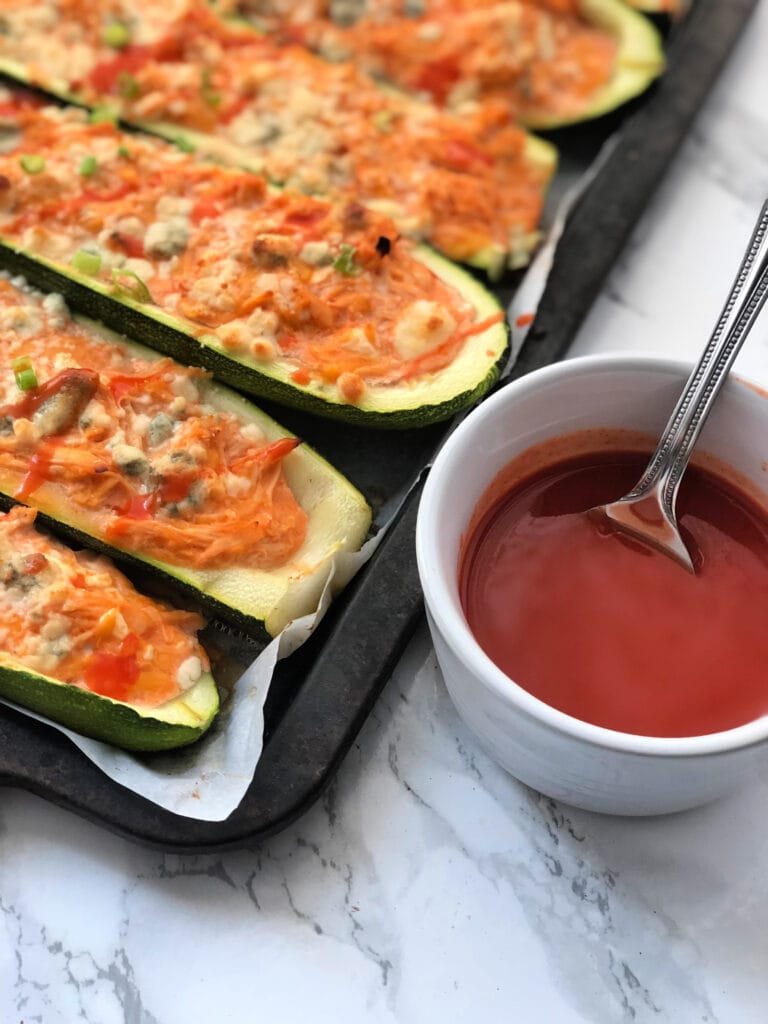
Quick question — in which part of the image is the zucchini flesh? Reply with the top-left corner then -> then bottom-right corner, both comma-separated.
0,104 -> 510,426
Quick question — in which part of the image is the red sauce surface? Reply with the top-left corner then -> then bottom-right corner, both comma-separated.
459,449 -> 768,738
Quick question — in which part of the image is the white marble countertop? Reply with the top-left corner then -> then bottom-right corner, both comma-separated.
3,6 -> 768,1022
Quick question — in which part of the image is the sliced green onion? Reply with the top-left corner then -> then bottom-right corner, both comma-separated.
333,244 -> 361,276
117,71 -> 140,99
372,110 -> 394,133
72,249 -> 102,276
12,356 -> 37,392
89,106 -> 118,126
117,144 -> 131,159
19,154 -> 45,175
15,368 -> 38,391
79,155 -> 98,177
111,268 -> 152,304
201,68 -> 221,107
174,135 -> 196,154
102,21 -> 131,48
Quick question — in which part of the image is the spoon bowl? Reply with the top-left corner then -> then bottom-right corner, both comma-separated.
592,489 -> 695,571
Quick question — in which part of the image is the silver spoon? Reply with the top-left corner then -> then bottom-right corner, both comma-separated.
591,200 -> 768,572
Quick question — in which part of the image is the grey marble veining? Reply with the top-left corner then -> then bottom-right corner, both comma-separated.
3,623 -> 768,1022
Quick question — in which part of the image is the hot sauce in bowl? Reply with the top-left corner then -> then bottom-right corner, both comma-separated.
417,357 -> 768,813
459,439 -> 768,738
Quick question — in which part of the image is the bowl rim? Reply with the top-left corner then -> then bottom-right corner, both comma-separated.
416,351 -> 768,759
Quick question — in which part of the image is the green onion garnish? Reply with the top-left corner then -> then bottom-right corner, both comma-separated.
372,110 -> 394,133
117,71 -> 140,99
174,135 -> 196,154
79,155 -> 98,177
89,106 -> 118,126
111,268 -> 152,304
12,356 -> 37,392
201,68 -> 221,107
117,144 -> 131,159
102,21 -> 131,48
19,154 -> 45,175
72,249 -> 102,276
16,368 -> 37,391
333,244 -> 361,276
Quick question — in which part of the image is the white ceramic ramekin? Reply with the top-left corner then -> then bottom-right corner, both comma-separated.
416,354 -> 768,815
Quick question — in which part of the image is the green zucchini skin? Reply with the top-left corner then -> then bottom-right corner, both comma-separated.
0,662 -> 219,751
0,240 -> 509,429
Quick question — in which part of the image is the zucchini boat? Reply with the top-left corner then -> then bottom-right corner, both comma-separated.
212,0 -> 664,129
0,273 -> 371,639
0,100 -> 510,425
0,1 -> 556,275
0,505 -> 218,751
525,0 -> 666,129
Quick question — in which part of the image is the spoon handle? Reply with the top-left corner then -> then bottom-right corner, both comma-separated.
627,200 -> 768,512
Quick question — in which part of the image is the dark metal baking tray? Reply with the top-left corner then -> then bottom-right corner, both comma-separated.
0,0 -> 757,850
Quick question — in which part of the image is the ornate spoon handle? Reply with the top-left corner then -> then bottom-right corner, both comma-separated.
599,202 -> 768,571
627,200 -> 768,513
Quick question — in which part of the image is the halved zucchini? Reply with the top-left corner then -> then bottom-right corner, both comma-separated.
0,502 -> 220,750
0,293 -> 371,639
521,0 -> 666,129
0,657 -> 218,751
0,239 -> 509,429
456,136 -> 557,278
214,0 -> 664,130
0,11 -> 557,277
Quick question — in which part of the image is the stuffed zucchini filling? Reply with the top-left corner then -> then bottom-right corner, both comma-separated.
0,100 -> 506,418
0,504 -> 210,710
0,272 -> 372,639
0,275 -> 307,572
0,0 -> 554,272
214,0 -> 662,126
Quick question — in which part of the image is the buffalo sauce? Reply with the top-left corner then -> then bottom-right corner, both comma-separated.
459,441 -> 768,738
